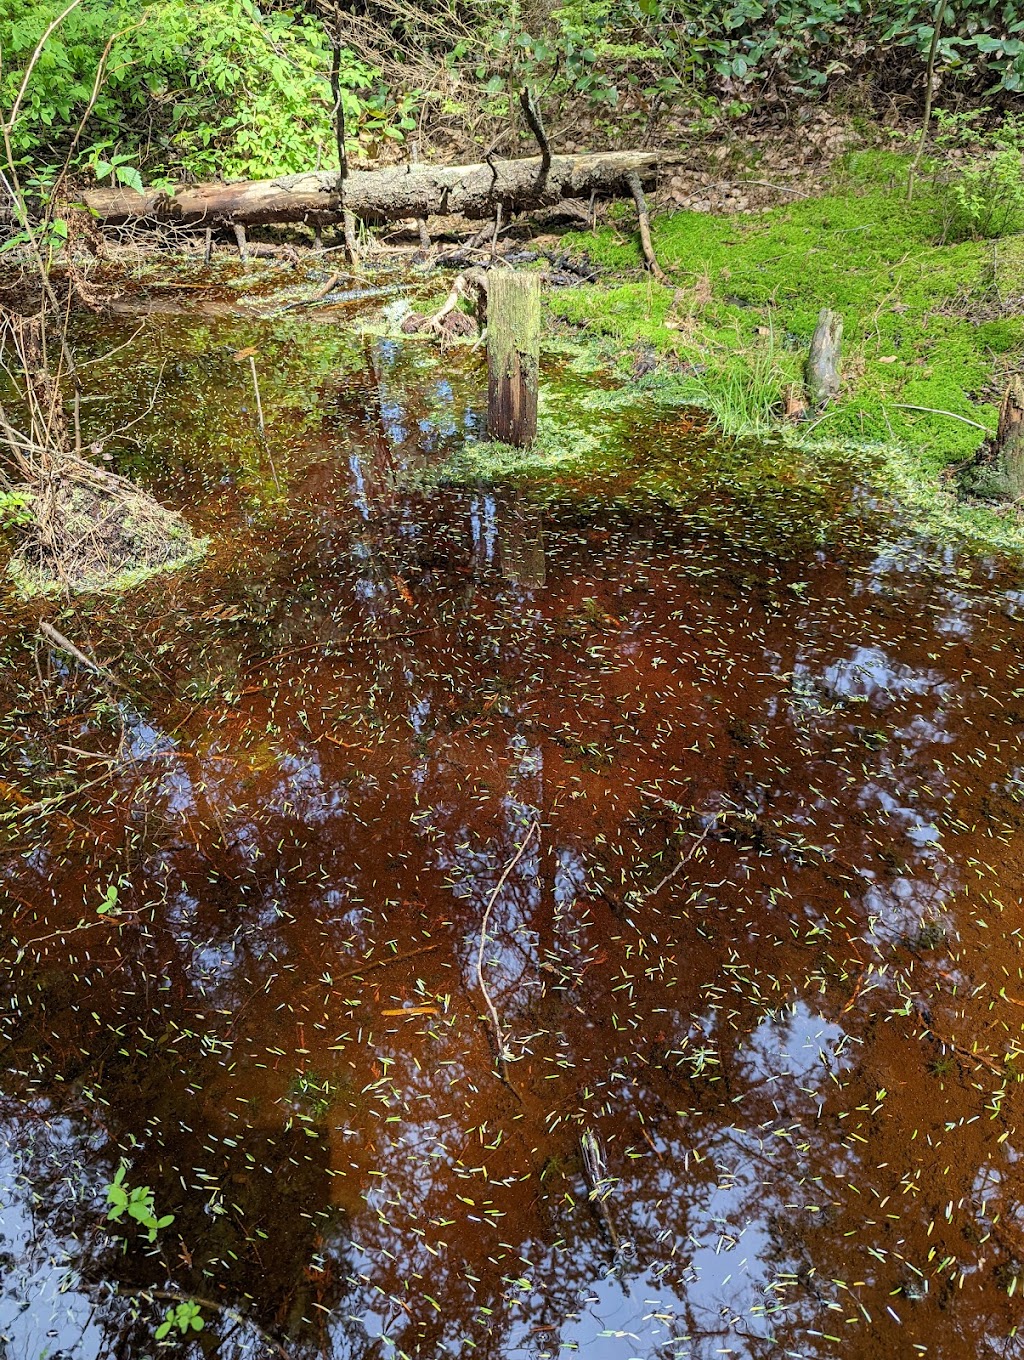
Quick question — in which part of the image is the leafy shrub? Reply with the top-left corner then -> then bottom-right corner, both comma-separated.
935,110 -> 1024,240
0,0 -> 382,182
651,0 -> 1024,99
429,0 -> 1024,150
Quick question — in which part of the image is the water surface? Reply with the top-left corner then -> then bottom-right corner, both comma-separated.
2,308 -> 1024,1360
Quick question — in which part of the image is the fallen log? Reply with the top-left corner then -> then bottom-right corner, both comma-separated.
79,150 -> 675,229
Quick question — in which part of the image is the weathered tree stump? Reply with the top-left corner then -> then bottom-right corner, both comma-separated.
487,270 -> 540,447
805,308 -> 843,407
995,375 -> 1024,498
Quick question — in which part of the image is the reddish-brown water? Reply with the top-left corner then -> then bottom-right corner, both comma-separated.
2,308 -> 1024,1360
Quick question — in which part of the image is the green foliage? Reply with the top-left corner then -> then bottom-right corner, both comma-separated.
935,111 -> 1024,240
155,1300 -> 204,1340
0,0 -> 381,181
96,883 -> 119,915
642,0 -> 1024,98
104,1162 -> 174,1243
3,0 -> 1023,189
0,490 -> 32,530
691,329 -> 793,437
455,0 -> 1024,130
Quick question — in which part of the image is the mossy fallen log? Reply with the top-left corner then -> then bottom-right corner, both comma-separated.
80,150 -> 675,229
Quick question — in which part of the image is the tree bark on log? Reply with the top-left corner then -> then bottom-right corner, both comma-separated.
488,271 -> 540,448
79,150 -> 674,228
805,308 -> 843,408
995,376 -> 1024,499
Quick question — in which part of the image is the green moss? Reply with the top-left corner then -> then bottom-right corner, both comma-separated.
551,162 -> 1022,481
976,318 -> 1024,354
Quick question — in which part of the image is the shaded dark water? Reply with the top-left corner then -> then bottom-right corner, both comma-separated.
2,308 -> 1024,1360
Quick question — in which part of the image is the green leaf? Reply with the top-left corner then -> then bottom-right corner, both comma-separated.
115,165 -> 144,193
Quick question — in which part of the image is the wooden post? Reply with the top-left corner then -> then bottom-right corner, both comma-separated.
995,376 -> 1024,499
487,270 -> 540,447
805,308 -> 843,407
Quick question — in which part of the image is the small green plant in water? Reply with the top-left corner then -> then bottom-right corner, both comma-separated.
96,884 -> 120,916
290,1070 -> 337,1119
0,490 -> 32,532
156,1300 -> 205,1340
105,1163 -> 174,1243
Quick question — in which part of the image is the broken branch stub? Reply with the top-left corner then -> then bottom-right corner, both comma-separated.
805,308 -> 843,408
487,270 -> 540,448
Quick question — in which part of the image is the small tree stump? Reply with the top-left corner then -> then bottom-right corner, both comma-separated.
487,270 -> 540,447
805,308 -> 843,407
995,376 -> 1024,499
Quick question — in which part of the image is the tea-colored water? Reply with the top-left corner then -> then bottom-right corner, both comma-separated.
2,308 -> 1024,1360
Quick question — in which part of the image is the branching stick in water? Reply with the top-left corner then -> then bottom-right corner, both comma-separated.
476,819 -> 539,1083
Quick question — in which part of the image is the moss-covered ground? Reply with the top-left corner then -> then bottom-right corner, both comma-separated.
547,151 -> 1024,492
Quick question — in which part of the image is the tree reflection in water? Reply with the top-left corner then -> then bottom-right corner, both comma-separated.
1,318 -> 1024,1360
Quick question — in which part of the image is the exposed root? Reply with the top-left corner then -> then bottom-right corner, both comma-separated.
401,266 -> 489,344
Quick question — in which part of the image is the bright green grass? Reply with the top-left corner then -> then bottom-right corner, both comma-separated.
550,153 -> 1024,475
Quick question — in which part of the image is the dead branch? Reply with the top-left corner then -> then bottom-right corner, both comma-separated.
625,170 -> 668,282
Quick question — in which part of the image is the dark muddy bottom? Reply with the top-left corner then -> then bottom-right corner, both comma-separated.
2,307 -> 1024,1360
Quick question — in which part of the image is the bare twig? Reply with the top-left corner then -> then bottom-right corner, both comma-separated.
334,942 -> 440,983
892,402 -> 993,433
519,87 -> 551,190
279,271 -> 342,311
246,355 -> 280,491
38,620 -> 121,684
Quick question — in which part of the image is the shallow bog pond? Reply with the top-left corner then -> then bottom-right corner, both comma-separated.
2,302 -> 1024,1360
